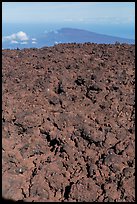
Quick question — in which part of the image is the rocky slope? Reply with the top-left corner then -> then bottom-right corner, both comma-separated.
2,43 -> 135,202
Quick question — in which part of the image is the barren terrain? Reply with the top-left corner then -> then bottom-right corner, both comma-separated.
2,43 -> 135,202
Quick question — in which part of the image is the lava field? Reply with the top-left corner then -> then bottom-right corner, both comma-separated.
2,43 -> 135,202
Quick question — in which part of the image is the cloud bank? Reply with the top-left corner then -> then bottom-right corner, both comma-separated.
2,31 -> 38,47
3,31 -> 29,42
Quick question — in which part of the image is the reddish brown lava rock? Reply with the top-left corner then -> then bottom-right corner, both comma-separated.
2,43 -> 135,202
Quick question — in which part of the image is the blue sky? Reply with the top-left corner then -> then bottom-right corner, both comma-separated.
2,2 -> 135,25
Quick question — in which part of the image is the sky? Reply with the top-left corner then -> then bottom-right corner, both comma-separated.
2,2 -> 135,47
2,2 -> 135,25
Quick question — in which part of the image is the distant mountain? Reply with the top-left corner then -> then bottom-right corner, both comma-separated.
2,27 -> 134,49
38,28 -> 135,46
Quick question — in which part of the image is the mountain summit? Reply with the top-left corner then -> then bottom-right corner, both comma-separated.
38,27 -> 134,47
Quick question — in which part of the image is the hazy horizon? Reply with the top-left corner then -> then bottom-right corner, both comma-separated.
2,2 -> 135,49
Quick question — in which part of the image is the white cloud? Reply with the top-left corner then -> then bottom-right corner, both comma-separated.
32,41 -> 37,44
16,31 -> 29,41
54,41 -> 61,45
20,41 -> 28,44
32,38 -> 37,41
2,31 -> 29,42
3,34 -> 16,41
10,40 -> 19,44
